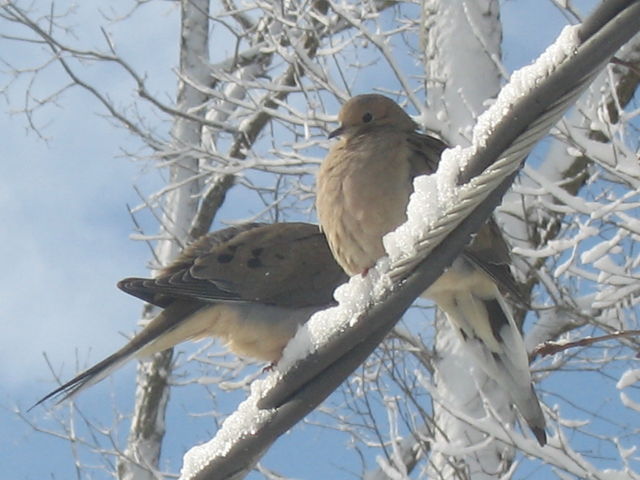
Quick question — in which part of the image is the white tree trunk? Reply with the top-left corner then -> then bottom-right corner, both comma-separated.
119,1 -> 210,478
422,1 -> 514,477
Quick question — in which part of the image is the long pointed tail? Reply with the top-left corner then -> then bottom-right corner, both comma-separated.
29,344 -> 139,410
30,300 -> 204,410
432,286 -> 547,445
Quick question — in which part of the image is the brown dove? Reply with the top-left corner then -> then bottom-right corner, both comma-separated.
316,93 -> 547,446
32,222 -> 347,408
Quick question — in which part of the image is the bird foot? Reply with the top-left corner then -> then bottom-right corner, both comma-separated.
262,362 -> 277,373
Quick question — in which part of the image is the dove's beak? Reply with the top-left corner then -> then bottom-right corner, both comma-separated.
328,125 -> 344,139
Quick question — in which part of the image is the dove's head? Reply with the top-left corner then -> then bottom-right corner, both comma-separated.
329,94 -> 418,139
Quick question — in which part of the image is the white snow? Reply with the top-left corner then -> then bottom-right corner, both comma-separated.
617,369 -> 640,390
279,256 -> 398,369
619,392 -> 640,413
581,231 -> 624,264
180,376 -> 279,479
472,25 -> 579,146
513,225 -> 599,259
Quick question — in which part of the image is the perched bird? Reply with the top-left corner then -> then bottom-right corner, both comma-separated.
32,222 -> 347,409
316,93 -> 547,445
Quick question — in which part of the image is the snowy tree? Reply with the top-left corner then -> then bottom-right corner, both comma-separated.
3,0 -> 640,479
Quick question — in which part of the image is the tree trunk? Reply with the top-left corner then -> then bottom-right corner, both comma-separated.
118,1 -> 211,477
422,1 -> 514,477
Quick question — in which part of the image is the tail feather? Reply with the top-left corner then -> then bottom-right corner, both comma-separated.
438,289 -> 547,445
29,347 -> 138,411
30,300 -> 205,410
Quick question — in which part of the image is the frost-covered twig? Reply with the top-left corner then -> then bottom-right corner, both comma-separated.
533,329 -> 640,358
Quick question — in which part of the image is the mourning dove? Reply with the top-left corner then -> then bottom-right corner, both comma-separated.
316,94 -> 547,445
32,222 -> 347,408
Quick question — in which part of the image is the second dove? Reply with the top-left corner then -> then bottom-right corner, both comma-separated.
316,93 -> 547,446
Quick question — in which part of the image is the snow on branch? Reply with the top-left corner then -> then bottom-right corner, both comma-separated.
180,3 -> 640,479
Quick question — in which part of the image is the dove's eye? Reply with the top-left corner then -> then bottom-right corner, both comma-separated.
362,112 -> 373,123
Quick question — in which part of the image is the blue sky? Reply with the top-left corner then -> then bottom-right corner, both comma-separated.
2,1 -> 623,479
